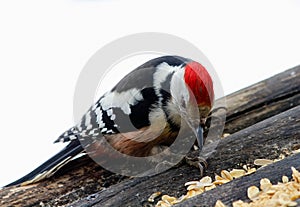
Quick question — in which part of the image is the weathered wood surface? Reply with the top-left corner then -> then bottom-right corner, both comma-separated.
177,153 -> 300,207
0,158 -> 125,207
70,105 -> 300,207
216,65 -> 300,134
0,65 -> 299,207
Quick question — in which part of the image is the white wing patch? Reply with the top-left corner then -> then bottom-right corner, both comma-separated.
84,111 -> 92,130
153,62 -> 183,105
95,107 -> 105,128
100,89 -> 143,114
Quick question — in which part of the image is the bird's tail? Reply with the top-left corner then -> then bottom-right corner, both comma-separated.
5,139 -> 84,187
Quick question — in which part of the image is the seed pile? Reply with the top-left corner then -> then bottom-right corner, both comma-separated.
151,149 -> 300,206
154,167 -> 256,207
216,167 -> 300,207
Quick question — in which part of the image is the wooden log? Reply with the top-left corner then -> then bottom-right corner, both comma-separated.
213,65 -> 300,134
202,65 -> 300,143
0,157 -> 125,207
69,105 -> 300,207
0,65 -> 299,206
177,153 -> 300,207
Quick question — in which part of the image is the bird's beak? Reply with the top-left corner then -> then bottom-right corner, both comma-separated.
196,125 -> 204,152
196,118 -> 206,152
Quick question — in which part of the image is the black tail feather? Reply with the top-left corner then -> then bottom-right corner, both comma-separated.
5,139 -> 84,187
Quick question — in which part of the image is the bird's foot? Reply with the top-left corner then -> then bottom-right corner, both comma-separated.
185,156 -> 208,177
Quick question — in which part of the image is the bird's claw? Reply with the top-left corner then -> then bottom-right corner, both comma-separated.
185,156 -> 208,177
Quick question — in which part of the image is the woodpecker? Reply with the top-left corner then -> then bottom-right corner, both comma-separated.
6,56 -> 214,187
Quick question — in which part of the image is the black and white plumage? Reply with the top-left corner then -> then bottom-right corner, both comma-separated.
57,56 -> 188,142
6,56 -> 214,186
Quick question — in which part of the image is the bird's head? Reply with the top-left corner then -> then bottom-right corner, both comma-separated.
182,60 -> 214,151
183,61 -> 214,119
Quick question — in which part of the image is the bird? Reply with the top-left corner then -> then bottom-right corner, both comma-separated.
6,55 -> 214,187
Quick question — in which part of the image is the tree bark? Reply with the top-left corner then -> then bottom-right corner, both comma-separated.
215,65 -> 300,134
176,153 -> 300,207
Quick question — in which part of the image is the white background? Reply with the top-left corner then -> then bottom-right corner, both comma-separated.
0,0 -> 299,187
